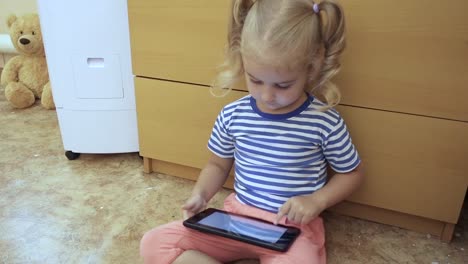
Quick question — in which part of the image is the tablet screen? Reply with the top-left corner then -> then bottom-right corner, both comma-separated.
198,211 -> 288,243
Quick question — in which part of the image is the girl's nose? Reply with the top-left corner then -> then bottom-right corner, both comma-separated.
261,87 -> 275,102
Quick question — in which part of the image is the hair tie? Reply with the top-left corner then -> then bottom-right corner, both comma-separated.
313,3 -> 320,14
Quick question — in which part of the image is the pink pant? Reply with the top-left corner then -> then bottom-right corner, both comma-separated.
140,193 -> 326,264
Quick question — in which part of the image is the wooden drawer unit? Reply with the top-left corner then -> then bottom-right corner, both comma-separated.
129,0 -> 468,241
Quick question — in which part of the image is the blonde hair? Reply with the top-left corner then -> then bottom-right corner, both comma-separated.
212,0 -> 346,110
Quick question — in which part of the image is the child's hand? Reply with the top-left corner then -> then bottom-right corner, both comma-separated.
182,194 -> 207,220
274,194 -> 327,226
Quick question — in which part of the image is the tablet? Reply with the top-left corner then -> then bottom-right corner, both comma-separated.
183,208 -> 300,252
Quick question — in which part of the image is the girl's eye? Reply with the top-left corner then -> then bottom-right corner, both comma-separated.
32,31 -> 35,35
250,79 -> 262,85
275,84 -> 291,89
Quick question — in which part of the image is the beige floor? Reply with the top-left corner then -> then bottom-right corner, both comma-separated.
0,84 -> 467,264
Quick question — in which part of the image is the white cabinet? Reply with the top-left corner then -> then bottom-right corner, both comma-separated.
38,0 -> 139,158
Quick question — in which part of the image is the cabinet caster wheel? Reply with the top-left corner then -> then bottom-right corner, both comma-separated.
65,151 -> 80,160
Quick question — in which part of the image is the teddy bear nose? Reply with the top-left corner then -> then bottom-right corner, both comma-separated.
19,38 -> 30,45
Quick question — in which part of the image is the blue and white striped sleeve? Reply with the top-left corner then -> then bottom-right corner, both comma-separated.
207,109 -> 235,158
322,116 -> 361,173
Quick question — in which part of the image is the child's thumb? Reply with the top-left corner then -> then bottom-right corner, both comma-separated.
182,196 -> 198,210
275,201 -> 291,225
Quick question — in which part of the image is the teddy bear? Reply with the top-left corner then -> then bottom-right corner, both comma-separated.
0,13 -> 54,109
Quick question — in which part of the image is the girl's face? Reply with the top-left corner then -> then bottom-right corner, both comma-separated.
243,57 -> 309,115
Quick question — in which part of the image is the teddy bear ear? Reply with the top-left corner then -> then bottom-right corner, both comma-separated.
6,14 -> 17,29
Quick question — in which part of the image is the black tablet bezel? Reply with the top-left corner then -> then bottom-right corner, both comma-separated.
183,208 -> 301,252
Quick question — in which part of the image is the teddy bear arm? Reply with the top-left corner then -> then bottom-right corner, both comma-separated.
0,56 -> 22,86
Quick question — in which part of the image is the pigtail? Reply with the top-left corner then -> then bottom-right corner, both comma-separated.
211,0 -> 255,96
231,0 -> 254,37
313,0 -> 346,110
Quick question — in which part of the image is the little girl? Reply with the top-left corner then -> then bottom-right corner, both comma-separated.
140,0 -> 363,263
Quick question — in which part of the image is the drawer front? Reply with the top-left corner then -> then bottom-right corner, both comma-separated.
337,0 -> 468,121
135,77 -> 246,169
338,105 -> 468,223
129,0 -> 468,121
128,0 -> 230,86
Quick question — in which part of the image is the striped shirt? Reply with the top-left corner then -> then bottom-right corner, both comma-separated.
208,95 -> 361,213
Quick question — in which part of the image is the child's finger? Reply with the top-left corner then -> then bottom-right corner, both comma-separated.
182,196 -> 198,210
275,201 -> 291,225
182,210 -> 193,220
288,211 -> 298,223
182,202 -> 194,210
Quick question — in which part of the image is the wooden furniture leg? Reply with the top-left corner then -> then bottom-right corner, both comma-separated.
143,157 -> 153,173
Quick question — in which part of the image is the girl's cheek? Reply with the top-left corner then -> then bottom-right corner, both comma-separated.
247,85 -> 258,96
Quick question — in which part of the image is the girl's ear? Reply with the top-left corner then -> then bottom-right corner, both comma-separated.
307,52 -> 324,81
308,48 -> 325,82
